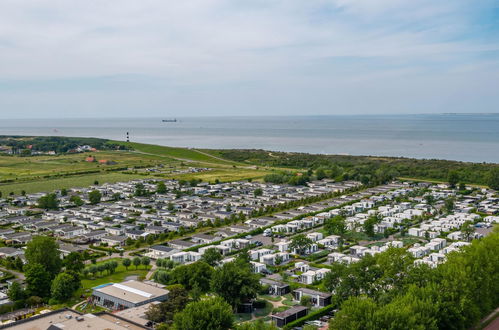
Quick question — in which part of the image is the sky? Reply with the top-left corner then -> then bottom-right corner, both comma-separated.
0,0 -> 498,118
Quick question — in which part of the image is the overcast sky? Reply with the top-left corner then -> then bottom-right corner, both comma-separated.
1,0 -> 498,118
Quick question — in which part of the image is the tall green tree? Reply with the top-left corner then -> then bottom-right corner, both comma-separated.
325,215 -> 347,235
289,234 -> 314,255
145,284 -> 190,324
363,215 -> 379,237
51,272 -> 79,302
25,236 -> 62,276
37,193 -> 59,210
7,281 -> 25,301
211,261 -> 260,309
202,248 -> 223,266
88,190 -> 102,204
170,261 -> 213,294
70,195 -> 84,206
24,263 -> 52,298
173,296 -> 233,330
447,170 -> 460,188
63,252 -> 84,273
157,181 -> 167,194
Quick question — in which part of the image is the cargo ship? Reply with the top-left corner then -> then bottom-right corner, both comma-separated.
162,119 -> 177,122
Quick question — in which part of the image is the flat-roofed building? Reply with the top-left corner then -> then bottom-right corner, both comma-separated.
271,305 -> 308,327
92,280 -> 169,310
0,308 -> 148,330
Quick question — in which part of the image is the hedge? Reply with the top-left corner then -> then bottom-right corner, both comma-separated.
283,304 -> 335,329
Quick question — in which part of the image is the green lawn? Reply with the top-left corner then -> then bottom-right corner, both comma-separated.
254,301 -> 274,317
114,141 -> 240,166
0,172 -> 147,195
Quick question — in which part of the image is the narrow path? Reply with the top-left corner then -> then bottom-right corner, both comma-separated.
0,266 -> 25,281
145,264 -> 157,280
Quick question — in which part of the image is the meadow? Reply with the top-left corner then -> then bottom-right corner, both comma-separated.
0,140 -> 276,195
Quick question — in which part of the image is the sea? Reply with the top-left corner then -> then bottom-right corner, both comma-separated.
0,114 -> 498,163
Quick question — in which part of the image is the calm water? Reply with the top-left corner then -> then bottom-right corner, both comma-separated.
0,114 -> 498,163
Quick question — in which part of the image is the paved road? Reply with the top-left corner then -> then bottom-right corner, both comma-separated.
0,266 -> 25,281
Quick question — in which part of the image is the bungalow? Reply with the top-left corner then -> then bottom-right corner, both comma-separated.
147,245 -> 180,259
293,288 -> 332,307
220,238 -> 250,250
198,244 -> 231,256
4,232 -> 32,244
169,251 -> 201,264
168,239 -> 196,250
145,226 -> 167,235
82,230 -> 107,242
191,233 -> 217,244
125,229 -> 149,240
101,235 -> 127,246
250,261 -> 266,274
0,247 -> 24,258
271,306 -> 308,328
105,227 -> 125,236
162,222 -> 183,232
59,244 -> 86,257
350,245 -> 368,257
55,225 -> 86,238
300,268 -> 330,285
260,278 -> 290,296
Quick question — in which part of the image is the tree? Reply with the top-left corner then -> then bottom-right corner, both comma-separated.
145,284 -> 190,324
289,234 -> 313,255
24,263 -> 52,298
253,188 -> 263,197
363,215 -> 379,237
70,195 -> 84,206
316,168 -> 327,180
424,194 -> 435,206
329,296 -> 377,330
64,252 -> 84,273
444,198 -> 454,213
107,261 -> 119,274
173,296 -> 233,330
133,256 -> 141,269
88,190 -> 102,205
202,248 -> 223,267
236,319 -> 278,330
37,193 -> 59,210
122,258 -> 131,270
112,192 -> 121,201
60,188 -> 68,196
325,215 -> 347,235
141,256 -> 151,268
25,236 -> 61,276
157,181 -> 167,194
447,170 -> 459,188
51,272 -> 78,302
211,261 -> 260,309
170,261 -> 213,294
134,183 -> 148,196
7,281 -> 24,301
488,168 -> 499,190
88,265 -> 98,277
25,295 -> 43,307
460,221 -> 475,242
300,295 -> 312,307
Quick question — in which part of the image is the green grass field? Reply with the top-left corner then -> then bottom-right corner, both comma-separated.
0,140 -> 280,195
0,172 -> 146,195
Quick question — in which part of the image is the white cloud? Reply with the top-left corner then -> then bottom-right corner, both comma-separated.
0,0 -> 498,116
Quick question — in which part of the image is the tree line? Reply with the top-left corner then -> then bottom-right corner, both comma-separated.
218,149 -> 499,189
326,228 -> 499,329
